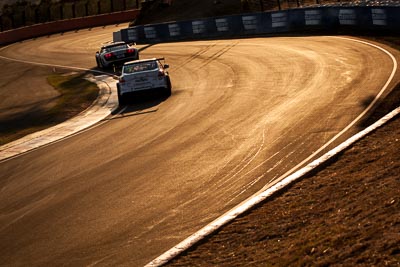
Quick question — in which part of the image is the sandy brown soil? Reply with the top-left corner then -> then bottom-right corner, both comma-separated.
168,120 -> 400,266
166,79 -> 400,266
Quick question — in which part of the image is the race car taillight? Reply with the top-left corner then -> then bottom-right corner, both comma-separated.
119,77 -> 126,83
126,48 -> 136,54
104,53 -> 114,60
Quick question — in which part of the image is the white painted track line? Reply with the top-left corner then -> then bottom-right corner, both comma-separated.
145,37 -> 399,267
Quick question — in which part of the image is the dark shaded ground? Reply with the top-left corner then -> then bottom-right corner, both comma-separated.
0,67 -> 98,146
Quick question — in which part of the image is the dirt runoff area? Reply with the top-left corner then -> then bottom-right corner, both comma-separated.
167,56 -> 400,265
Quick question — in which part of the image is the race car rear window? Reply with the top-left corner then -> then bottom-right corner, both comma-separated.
105,45 -> 128,52
123,61 -> 158,74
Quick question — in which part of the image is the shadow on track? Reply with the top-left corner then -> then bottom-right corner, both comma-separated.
108,91 -> 169,120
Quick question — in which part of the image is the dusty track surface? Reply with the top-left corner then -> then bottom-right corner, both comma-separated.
0,28 -> 399,266
168,90 -> 400,266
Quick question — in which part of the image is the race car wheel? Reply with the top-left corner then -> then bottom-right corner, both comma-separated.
165,77 -> 172,97
96,57 -> 102,69
117,85 -> 126,106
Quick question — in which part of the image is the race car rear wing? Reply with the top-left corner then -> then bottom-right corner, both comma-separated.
157,57 -> 169,69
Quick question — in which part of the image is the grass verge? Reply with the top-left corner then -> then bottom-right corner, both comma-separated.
0,72 -> 98,146
46,73 -> 99,119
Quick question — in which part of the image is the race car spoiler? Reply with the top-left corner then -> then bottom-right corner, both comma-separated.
157,57 -> 169,68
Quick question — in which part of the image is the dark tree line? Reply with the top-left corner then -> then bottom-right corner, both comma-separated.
243,0 -> 350,12
1,0 -> 140,31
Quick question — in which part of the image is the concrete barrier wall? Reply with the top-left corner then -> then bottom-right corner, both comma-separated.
119,6 -> 400,44
0,9 -> 139,46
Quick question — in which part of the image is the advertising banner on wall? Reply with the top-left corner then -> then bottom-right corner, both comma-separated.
339,9 -> 357,25
305,10 -> 322,25
144,26 -> 157,39
168,24 -> 181,37
242,16 -> 258,31
271,12 -> 288,28
371,9 -> 387,26
116,7 -> 399,44
127,28 -> 138,42
192,21 -> 206,34
215,18 -> 229,32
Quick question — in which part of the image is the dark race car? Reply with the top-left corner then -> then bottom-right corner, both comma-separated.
95,41 -> 139,69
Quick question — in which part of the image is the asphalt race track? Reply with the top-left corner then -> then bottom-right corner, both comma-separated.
0,24 -> 398,266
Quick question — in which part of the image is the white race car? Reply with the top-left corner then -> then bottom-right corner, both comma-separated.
95,41 -> 139,69
116,58 -> 172,105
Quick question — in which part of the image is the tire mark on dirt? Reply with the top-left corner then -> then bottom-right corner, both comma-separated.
175,43 -> 217,70
199,42 -> 238,69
